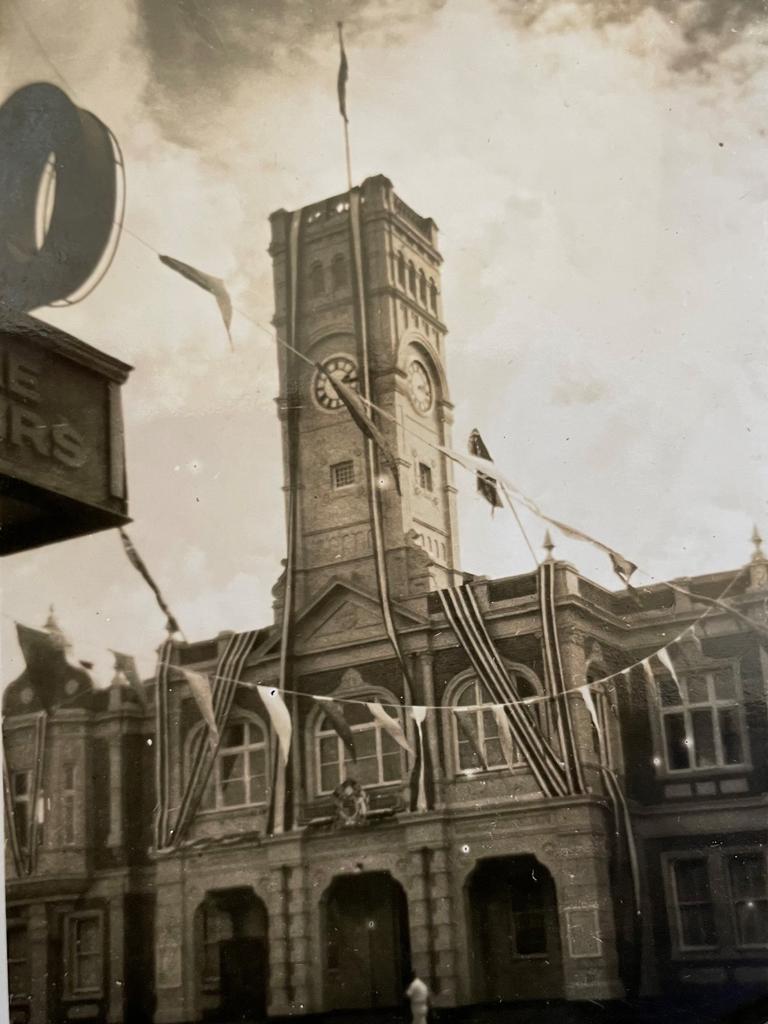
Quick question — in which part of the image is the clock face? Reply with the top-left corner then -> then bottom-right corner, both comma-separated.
313,354 -> 359,411
407,359 -> 433,414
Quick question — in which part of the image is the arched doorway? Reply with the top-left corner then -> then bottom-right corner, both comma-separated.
322,872 -> 411,1011
467,855 -> 563,1002
196,888 -> 268,1022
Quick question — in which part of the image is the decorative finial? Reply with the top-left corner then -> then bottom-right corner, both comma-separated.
43,605 -> 70,652
543,530 -> 555,561
751,525 -> 765,562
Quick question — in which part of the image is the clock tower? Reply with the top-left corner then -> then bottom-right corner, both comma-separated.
269,175 -> 461,611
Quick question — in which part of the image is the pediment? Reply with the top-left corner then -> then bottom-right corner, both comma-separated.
283,580 -> 426,652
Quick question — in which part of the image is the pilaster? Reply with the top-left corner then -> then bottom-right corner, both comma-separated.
266,835 -> 310,1015
28,903 -> 49,1024
153,857 -> 187,1024
107,890 -> 125,1023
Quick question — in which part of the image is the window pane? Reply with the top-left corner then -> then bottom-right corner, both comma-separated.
355,755 -> 378,786
320,762 -> 339,792
515,911 -> 547,955
713,669 -> 736,701
382,749 -> 401,782
354,729 -> 376,758
484,737 -> 506,767
221,777 -> 245,806
456,684 -> 478,707
664,714 -> 690,770
481,709 -> 499,739
718,708 -> 744,765
659,678 -> 682,706
734,902 -> 768,946
220,724 -> 244,749
675,859 -> 711,902
76,918 -> 100,955
220,752 -> 244,783
729,855 -> 766,900
685,675 -> 709,705
319,735 -> 339,767
457,736 -> 480,771
680,905 -> 717,948
381,731 -> 399,756
691,709 -> 716,768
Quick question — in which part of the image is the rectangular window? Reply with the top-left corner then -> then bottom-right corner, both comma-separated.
418,462 -> 433,491
659,668 -> 746,773
7,921 -> 29,1000
66,913 -> 103,995
62,763 -> 76,846
11,771 -> 31,850
671,858 -> 717,949
331,460 -> 355,489
728,853 -> 768,947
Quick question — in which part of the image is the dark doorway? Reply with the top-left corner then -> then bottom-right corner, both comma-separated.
467,855 -> 563,1002
197,888 -> 268,1022
323,872 -> 411,1011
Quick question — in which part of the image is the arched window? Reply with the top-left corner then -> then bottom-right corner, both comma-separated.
198,718 -> 269,810
397,251 -> 406,286
418,269 -> 427,304
331,254 -> 348,291
407,261 -> 416,294
316,700 -> 403,793
453,675 -> 539,774
310,261 -> 325,297
429,278 -> 438,312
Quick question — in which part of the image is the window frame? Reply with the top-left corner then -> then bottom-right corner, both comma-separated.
63,910 -> 105,998
11,770 -> 32,852
664,847 -> 768,959
417,462 -> 433,492
448,668 -> 542,778
312,693 -> 406,796
330,459 -> 355,490
726,849 -> 768,951
654,662 -> 750,778
192,713 -> 270,814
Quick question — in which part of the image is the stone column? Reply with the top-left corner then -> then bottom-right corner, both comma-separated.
416,652 -> 443,802
429,846 -> 458,1005
153,858 -> 187,1024
28,903 -> 49,1024
107,891 -> 125,1023
405,821 -> 457,1006
266,835 -> 310,1015
549,832 -> 625,1001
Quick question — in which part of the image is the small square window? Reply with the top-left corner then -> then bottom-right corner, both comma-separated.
418,463 -> 433,491
331,461 -> 355,489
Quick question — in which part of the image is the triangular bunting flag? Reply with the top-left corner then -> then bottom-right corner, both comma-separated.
159,255 -> 234,349
641,658 -> 656,697
468,429 -> 503,512
492,705 -> 519,771
577,685 -> 601,733
656,647 -> 683,700
178,669 -> 219,749
365,701 -> 412,753
257,686 -> 293,766
313,697 -> 356,762
609,550 -> 638,588
453,709 -> 489,771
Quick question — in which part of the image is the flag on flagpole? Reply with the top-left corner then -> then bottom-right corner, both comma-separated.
313,697 -> 357,762
468,429 -> 503,512
337,22 -> 349,123
316,364 -> 402,493
257,686 -> 293,766
178,669 -> 219,749
365,702 -> 412,753
159,255 -> 234,349
118,529 -> 182,637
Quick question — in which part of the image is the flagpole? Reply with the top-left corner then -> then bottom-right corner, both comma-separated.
337,22 -> 353,191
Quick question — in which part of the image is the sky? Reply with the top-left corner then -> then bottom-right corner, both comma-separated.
1,0 -> 767,685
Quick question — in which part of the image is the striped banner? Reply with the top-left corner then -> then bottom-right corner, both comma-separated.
267,207 -> 303,836
538,561 -> 586,795
153,640 -> 174,850
172,630 -> 263,847
437,584 -> 569,798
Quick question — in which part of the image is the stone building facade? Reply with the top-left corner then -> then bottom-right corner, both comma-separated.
4,177 -> 768,1024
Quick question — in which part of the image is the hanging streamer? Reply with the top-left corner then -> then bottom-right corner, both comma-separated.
656,647 -> 683,700
365,702 -> 412,753
408,706 -> 431,812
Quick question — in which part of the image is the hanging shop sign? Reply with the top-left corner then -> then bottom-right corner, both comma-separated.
0,312 -> 132,554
